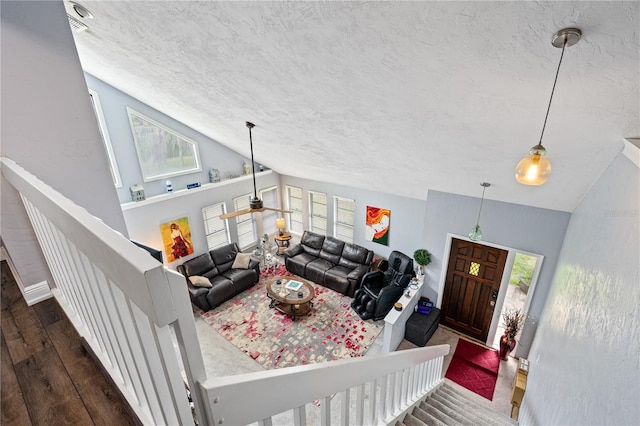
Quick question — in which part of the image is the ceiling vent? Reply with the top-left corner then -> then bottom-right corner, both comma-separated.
67,13 -> 89,33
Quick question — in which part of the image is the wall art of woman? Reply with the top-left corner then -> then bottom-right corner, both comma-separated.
170,223 -> 191,259
160,217 -> 194,262
366,206 -> 390,246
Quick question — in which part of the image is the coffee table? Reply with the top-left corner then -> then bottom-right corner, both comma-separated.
266,276 -> 314,321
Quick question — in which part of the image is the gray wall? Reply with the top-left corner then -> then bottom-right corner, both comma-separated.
122,172 -> 280,267
520,151 -> 639,425
1,1 -> 127,288
279,176 -> 427,260
84,74 -> 256,203
422,190 -> 571,355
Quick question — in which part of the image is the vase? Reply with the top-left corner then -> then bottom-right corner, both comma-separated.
499,334 -> 516,360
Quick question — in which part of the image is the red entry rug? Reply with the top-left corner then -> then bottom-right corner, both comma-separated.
196,265 -> 383,369
445,339 -> 500,400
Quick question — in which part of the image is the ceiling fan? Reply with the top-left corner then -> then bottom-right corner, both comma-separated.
219,122 -> 292,220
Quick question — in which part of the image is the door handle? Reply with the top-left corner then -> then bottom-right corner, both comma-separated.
491,290 -> 499,300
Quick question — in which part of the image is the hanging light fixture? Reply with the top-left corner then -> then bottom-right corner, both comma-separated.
246,121 -> 263,209
515,28 -> 581,186
469,182 -> 490,241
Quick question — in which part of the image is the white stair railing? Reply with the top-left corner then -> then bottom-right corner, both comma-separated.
1,157 -> 211,425
199,344 -> 449,426
2,156 -> 450,426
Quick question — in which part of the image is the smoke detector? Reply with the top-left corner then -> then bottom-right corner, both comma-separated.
66,1 -> 93,33
69,2 -> 93,19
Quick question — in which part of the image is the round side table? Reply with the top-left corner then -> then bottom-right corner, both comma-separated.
274,232 -> 292,256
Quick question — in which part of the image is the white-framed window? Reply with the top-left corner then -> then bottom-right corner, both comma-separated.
260,186 -> 279,236
334,196 -> 355,243
286,186 -> 304,235
234,194 -> 257,249
202,202 -> 231,250
309,190 -> 327,235
126,107 -> 202,182
89,89 -> 122,187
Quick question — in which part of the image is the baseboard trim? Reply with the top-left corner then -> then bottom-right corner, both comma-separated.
1,246 -> 52,305
23,281 -> 53,305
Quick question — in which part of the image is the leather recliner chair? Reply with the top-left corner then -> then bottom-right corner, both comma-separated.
350,250 -> 415,321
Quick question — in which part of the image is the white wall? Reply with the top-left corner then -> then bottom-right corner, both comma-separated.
122,172 -> 280,267
1,1 -> 127,288
422,190 -> 571,357
519,151 -> 639,425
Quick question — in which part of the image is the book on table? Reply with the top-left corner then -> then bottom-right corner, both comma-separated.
285,280 -> 303,291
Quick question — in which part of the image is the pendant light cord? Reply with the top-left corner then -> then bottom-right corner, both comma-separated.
248,125 -> 258,199
538,37 -> 567,144
475,185 -> 487,226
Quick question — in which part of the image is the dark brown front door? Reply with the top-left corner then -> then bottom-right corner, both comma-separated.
441,238 -> 508,342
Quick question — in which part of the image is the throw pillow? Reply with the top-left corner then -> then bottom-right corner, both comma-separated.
189,275 -> 212,288
231,252 -> 252,269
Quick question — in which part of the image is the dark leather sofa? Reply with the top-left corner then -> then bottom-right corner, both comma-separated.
351,250 -> 415,320
284,231 -> 374,297
176,242 -> 260,311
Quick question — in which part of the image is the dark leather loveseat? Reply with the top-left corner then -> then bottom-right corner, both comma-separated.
176,242 -> 260,311
284,231 -> 374,297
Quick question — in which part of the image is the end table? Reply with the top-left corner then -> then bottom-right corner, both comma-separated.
274,232 -> 292,256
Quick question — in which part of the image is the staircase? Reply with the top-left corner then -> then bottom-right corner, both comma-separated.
399,382 -> 517,426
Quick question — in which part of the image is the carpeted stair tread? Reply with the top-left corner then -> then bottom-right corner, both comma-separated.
438,384 -> 517,425
401,382 -> 519,426
439,383 -> 503,417
410,406 -> 449,426
436,390 -> 509,426
433,394 -> 494,426
418,400 -> 463,425
402,413 -> 428,426
420,397 -> 492,426
439,384 -> 494,414
428,392 -> 495,426
440,384 -> 491,406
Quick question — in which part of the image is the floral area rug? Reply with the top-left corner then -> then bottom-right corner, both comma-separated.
196,265 -> 383,369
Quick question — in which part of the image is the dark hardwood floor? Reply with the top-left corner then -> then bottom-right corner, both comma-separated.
1,261 -> 137,425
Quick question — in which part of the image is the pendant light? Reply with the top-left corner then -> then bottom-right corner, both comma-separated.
246,121 -> 263,209
515,28 -> 581,186
469,182 -> 490,241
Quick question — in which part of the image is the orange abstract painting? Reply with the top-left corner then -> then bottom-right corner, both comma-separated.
366,206 -> 390,246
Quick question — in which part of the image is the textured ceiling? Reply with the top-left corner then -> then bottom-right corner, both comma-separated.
65,1 -> 639,212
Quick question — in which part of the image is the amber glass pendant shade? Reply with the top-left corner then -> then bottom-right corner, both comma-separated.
514,28 -> 581,187
515,144 -> 552,185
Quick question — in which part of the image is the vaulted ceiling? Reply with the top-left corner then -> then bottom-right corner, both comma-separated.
64,1 -> 639,212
